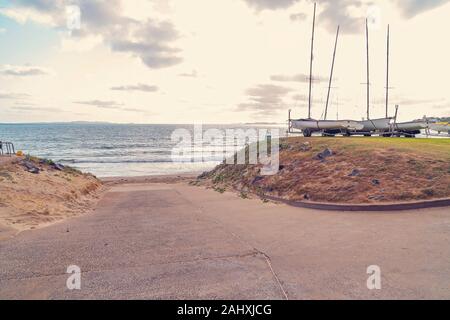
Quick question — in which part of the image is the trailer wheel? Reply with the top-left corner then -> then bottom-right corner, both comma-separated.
364,134 -> 372,137
303,129 -> 312,137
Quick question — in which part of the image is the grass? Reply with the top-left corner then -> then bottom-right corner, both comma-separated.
315,137 -> 450,158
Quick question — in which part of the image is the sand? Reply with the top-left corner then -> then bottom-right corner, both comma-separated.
0,156 -> 103,233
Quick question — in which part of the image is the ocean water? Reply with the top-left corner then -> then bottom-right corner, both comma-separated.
0,123 -> 285,177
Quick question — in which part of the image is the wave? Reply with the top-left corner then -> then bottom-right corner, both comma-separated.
59,158 -> 224,164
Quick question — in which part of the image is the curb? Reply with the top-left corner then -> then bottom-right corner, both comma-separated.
264,195 -> 450,212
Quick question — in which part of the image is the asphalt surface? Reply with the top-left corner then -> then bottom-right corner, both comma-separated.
1,182 -> 449,299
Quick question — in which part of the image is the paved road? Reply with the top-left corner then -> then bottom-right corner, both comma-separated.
1,182 -> 449,299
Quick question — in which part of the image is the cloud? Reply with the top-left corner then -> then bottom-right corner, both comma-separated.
317,0 -> 366,34
109,18 -> 183,68
0,28 -> 6,34
110,84 -> 159,92
178,70 -> 198,78
292,93 -> 309,101
243,0 -> 366,33
237,84 -> 293,116
111,38 -> 182,69
433,105 -> 450,111
74,100 -> 124,109
390,98 -> 446,106
290,12 -> 307,21
243,0 -> 300,11
244,0 -> 450,34
395,0 -> 450,18
270,73 -> 327,83
122,107 -> 153,113
0,65 -> 50,76
0,92 -> 31,99
2,0 -> 183,69
11,106 -> 62,112
74,99 -> 150,113
430,101 -> 450,110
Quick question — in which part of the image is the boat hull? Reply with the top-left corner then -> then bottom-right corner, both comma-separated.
394,121 -> 428,131
291,119 -> 364,131
429,123 -> 450,133
357,118 -> 392,131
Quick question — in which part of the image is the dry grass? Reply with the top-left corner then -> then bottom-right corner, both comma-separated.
197,137 -> 450,204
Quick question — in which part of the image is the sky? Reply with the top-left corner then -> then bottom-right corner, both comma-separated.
0,0 -> 449,124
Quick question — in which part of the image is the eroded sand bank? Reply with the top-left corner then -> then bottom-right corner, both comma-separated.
0,156 -> 103,233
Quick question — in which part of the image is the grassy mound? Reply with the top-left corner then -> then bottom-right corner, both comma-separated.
196,137 -> 450,204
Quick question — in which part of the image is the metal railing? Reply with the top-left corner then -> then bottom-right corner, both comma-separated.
0,141 -> 15,156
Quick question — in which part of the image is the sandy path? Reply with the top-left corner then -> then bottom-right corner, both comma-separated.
0,180 -> 449,299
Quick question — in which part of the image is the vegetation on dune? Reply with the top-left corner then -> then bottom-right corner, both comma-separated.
197,137 -> 450,204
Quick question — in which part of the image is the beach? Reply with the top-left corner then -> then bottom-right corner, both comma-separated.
1,173 -> 450,299
1,135 -> 450,299
2,0 -> 450,304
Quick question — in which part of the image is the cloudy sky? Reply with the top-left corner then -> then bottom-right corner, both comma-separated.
0,0 -> 449,123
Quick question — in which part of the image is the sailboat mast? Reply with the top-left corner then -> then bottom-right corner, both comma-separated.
366,19 -> 370,120
385,24 -> 390,118
308,2 -> 316,119
324,25 -> 339,120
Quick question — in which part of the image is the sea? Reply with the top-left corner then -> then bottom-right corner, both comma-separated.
0,123 -> 285,177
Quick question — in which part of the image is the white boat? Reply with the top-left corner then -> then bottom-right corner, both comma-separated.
292,119 -> 364,131
394,121 -> 428,131
288,4 -> 363,137
357,117 -> 392,132
429,123 -> 450,133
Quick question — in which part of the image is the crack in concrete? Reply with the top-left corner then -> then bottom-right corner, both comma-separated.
2,186 -> 289,300
177,188 -> 289,300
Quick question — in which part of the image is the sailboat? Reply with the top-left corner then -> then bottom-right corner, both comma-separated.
429,122 -> 450,134
392,105 -> 427,135
394,121 -> 428,131
291,3 -> 363,136
356,20 -> 392,133
380,25 -> 425,135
